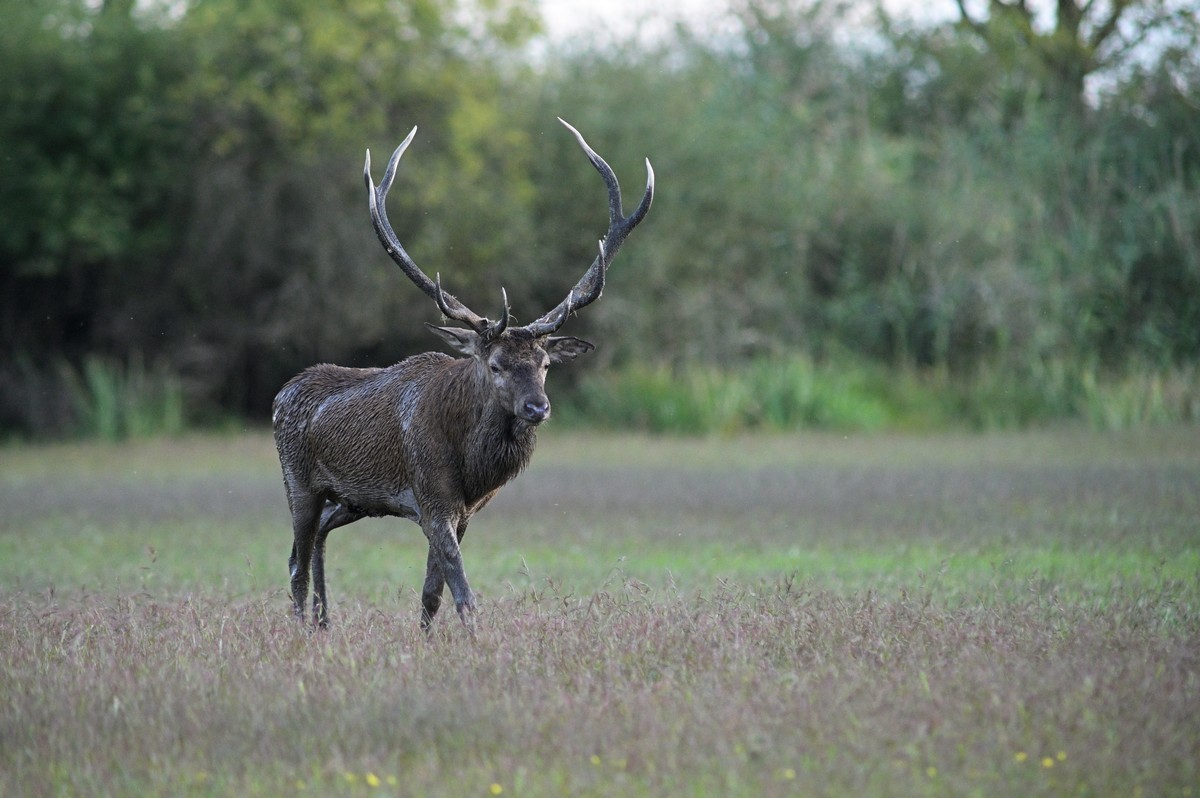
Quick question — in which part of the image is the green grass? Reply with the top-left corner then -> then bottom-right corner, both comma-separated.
1,428 -> 1198,796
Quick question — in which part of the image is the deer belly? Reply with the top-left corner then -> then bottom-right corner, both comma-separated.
324,481 -> 422,524
311,452 -> 421,523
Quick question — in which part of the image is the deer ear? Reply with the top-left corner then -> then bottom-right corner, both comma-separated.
545,336 -> 595,363
426,323 -> 480,356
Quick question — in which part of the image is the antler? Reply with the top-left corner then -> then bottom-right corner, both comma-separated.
365,128 -> 509,338
518,118 -> 655,338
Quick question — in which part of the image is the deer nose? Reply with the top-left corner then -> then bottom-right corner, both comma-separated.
522,398 -> 550,423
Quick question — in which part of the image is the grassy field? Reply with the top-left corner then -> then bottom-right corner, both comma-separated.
1,427 -> 1197,796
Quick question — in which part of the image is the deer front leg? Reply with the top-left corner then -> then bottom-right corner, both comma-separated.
421,515 -> 475,629
419,547 -> 444,631
420,515 -> 473,630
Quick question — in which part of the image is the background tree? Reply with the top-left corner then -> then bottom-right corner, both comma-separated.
950,0 -> 1198,109
0,0 -> 542,431
0,0 -> 193,430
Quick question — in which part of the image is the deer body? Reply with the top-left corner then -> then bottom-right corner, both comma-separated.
274,345 -> 557,628
276,353 -> 536,519
273,120 -> 652,629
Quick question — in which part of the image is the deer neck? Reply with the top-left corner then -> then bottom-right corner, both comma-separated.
439,359 -> 537,498
468,359 -> 538,447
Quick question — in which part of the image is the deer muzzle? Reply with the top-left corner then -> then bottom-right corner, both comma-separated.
520,397 -> 551,424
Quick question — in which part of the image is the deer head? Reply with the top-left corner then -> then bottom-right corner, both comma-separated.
423,324 -> 593,423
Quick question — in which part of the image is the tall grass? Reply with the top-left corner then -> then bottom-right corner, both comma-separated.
564,358 -> 893,433
1,580 -> 1196,798
560,357 -> 1200,434
60,354 -> 185,441
1077,366 -> 1200,430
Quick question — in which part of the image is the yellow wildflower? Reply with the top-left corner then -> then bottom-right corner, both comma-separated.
590,755 -> 602,766
366,773 -> 381,788
926,766 -> 938,778
489,784 -> 504,795
1042,757 -> 1055,768
1014,752 -> 1028,763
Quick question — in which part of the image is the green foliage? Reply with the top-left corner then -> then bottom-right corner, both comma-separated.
60,354 -> 185,441
0,0 -> 543,434
166,0 -> 543,418
537,6 -> 1199,374
0,0 -> 191,277
1,0 -> 1197,437
0,0 -> 194,397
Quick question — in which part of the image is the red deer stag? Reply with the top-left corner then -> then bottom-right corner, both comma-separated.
272,119 -> 653,630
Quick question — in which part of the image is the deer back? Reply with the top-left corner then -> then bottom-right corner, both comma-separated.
272,353 -> 443,503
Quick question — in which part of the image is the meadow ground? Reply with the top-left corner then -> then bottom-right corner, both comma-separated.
0,427 -> 1197,796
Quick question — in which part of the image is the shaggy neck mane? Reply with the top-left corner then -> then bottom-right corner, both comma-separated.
439,357 -> 538,503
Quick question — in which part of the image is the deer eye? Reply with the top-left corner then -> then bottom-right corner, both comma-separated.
489,362 -> 502,374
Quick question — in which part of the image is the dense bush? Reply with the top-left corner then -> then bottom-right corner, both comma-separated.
1,0 -> 1197,436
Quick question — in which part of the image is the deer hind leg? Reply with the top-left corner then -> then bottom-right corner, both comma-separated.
311,502 -> 363,628
288,495 -> 324,622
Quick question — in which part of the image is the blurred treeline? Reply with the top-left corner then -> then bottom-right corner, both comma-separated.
2,0 -> 1198,437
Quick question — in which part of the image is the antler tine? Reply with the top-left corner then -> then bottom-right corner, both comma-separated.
495,287 -> 511,336
366,128 -> 498,336
520,119 -> 655,338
